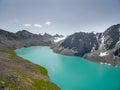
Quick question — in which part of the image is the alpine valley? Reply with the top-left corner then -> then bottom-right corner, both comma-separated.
0,24 -> 120,90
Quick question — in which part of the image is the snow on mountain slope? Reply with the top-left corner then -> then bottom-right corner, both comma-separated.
54,36 -> 66,42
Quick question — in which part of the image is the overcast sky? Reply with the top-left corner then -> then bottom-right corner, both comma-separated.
0,0 -> 120,35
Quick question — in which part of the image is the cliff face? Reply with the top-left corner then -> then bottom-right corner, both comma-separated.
98,24 -> 120,51
52,24 -> 120,66
60,32 -> 98,56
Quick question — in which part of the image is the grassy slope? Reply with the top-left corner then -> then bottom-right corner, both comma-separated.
0,49 -> 60,90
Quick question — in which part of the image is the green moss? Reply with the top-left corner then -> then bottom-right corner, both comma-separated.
12,70 -> 59,90
32,79 -> 60,90
1,49 -> 48,75
33,64 -> 47,75
0,49 -> 21,60
0,78 -> 23,90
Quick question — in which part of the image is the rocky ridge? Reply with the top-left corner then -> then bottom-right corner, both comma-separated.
0,29 -> 54,49
52,24 -> 120,67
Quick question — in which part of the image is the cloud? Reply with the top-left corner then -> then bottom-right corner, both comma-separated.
33,24 -> 43,28
23,24 -> 31,27
45,21 -> 51,26
23,24 -> 42,28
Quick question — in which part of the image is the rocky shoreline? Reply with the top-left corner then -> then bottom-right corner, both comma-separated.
51,44 -> 120,68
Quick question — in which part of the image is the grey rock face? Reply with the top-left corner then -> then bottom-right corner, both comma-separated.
66,32 -> 98,56
113,41 -> 120,57
43,33 -> 54,40
114,48 -> 120,57
0,29 -> 52,49
16,30 -> 42,39
52,24 -> 120,66
83,24 -> 120,66
98,24 -> 120,50
53,32 -> 98,56
53,34 -> 64,38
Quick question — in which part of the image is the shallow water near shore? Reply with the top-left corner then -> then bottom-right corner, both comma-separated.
15,46 -> 120,90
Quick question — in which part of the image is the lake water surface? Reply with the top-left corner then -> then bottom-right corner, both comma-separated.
15,46 -> 120,90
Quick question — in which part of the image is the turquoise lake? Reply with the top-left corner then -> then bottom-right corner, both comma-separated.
15,46 -> 120,90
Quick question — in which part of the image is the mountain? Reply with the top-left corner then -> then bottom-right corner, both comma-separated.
52,32 -> 98,56
53,34 -> 65,43
53,34 -> 64,38
52,24 -> 120,66
98,24 -> 120,50
0,29 -> 52,49
43,33 -> 54,40
0,25 -> 120,89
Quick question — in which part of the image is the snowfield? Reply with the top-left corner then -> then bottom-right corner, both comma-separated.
99,52 -> 109,57
54,37 -> 66,42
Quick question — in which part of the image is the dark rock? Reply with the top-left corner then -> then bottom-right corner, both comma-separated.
0,29 -> 53,49
52,24 -> 120,66
43,33 -> 54,41
53,34 -> 64,38
98,24 -> 120,50
53,32 -> 98,56
114,47 -> 120,57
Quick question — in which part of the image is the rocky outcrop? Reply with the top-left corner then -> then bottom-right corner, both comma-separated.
52,24 -> 120,67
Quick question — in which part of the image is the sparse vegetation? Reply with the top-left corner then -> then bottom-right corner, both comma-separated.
0,49 -> 60,90
0,78 -> 23,90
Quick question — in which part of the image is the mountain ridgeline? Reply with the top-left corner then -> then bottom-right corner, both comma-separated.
0,30 -> 53,49
52,24 -> 120,66
0,24 -> 120,89
0,24 -> 120,67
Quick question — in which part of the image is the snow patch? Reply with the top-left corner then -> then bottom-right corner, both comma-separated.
71,37 -> 75,44
99,52 -> 109,57
101,36 -> 105,44
100,62 -> 103,64
93,31 -> 97,34
116,41 -> 120,45
99,36 -> 106,50
91,45 -> 95,52
100,62 -> 111,66
54,37 -> 66,42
